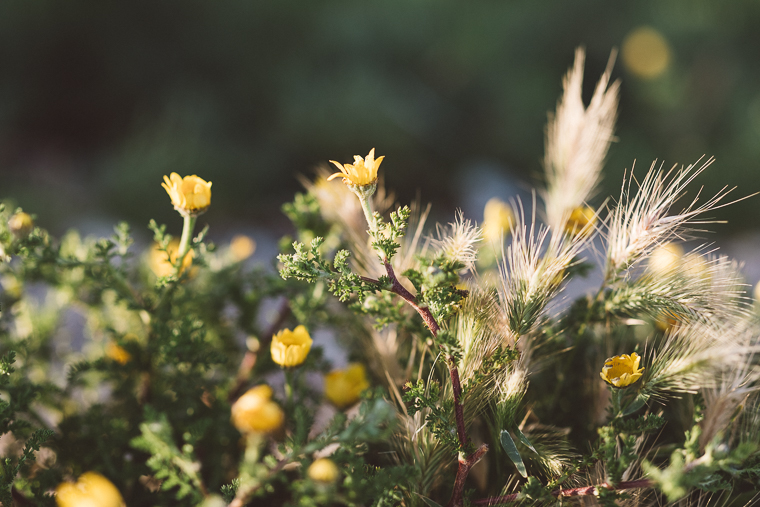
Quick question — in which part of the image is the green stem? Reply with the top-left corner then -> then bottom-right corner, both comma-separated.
176,214 -> 197,274
359,195 -> 376,234
611,388 -> 622,417
284,369 -> 294,411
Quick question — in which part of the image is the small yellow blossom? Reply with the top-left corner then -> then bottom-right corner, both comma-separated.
271,325 -> 313,368
161,172 -> 212,216
600,353 -> 645,388
482,198 -> 514,242
324,363 -> 370,409
327,148 -> 384,187
565,206 -> 596,236
648,242 -> 683,274
148,239 -> 194,278
230,235 -> 256,261
231,385 -> 284,434
106,342 -> 131,365
56,471 -> 124,507
308,458 -> 340,483
8,212 -> 34,237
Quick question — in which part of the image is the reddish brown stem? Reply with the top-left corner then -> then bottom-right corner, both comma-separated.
378,259 -> 479,507
473,478 -> 654,505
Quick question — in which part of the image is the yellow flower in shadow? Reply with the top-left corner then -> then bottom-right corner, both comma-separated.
308,458 -> 340,483
56,472 -> 125,507
271,325 -> 313,368
482,198 -> 514,242
106,343 -> 131,365
8,212 -> 34,238
161,172 -> 212,216
231,385 -> 284,434
327,148 -> 384,187
565,206 -> 596,236
600,353 -> 645,388
148,239 -> 194,278
230,235 -> 256,261
648,242 -> 683,275
324,363 -> 370,409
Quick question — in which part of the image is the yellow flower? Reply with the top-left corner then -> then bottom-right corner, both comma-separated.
230,235 -> 256,261
56,472 -> 124,507
482,198 -> 514,242
600,353 -> 645,388
106,342 -> 131,365
271,325 -> 313,368
648,243 -> 683,274
324,363 -> 370,409
231,385 -> 284,434
148,239 -> 194,278
161,172 -> 212,216
327,148 -> 384,187
308,458 -> 340,483
565,205 -> 596,236
8,212 -> 34,237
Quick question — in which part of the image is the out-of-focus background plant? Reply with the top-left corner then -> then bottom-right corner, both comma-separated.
2,2 -> 759,249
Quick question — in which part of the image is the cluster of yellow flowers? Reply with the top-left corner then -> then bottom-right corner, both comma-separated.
229,325 -> 369,435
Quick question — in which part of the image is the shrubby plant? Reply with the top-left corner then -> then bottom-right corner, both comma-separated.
1,48 -> 759,507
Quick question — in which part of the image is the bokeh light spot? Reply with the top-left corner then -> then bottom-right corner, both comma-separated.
622,26 -> 672,79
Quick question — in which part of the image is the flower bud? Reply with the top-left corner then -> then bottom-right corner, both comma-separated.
55,472 -> 124,507
231,385 -> 284,434
271,325 -> 312,368
161,172 -> 212,216
308,458 -> 340,483
8,212 -> 34,238
324,363 -> 369,409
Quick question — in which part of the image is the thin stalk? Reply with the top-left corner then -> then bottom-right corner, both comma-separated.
176,214 -> 197,273
359,194 -> 376,234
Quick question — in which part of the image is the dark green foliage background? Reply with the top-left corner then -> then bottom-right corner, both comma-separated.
1,1 -> 759,235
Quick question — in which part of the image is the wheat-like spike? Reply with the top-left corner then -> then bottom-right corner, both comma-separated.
603,157 -> 747,280
543,47 -> 620,232
497,199 -> 588,338
428,210 -> 482,274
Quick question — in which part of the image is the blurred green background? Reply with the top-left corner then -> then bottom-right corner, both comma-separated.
1,1 -> 759,244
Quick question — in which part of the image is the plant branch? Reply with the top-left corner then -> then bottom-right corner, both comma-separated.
473,478 -> 653,505
379,259 -> 478,507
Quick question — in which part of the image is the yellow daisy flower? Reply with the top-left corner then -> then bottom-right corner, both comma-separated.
231,385 -> 284,434
55,472 -> 125,507
327,148 -> 384,187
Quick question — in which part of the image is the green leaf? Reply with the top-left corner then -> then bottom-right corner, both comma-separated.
415,493 -> 444,507
622,392 -> 648,416
515,426 -> 538,455
500,430 -> 527,478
